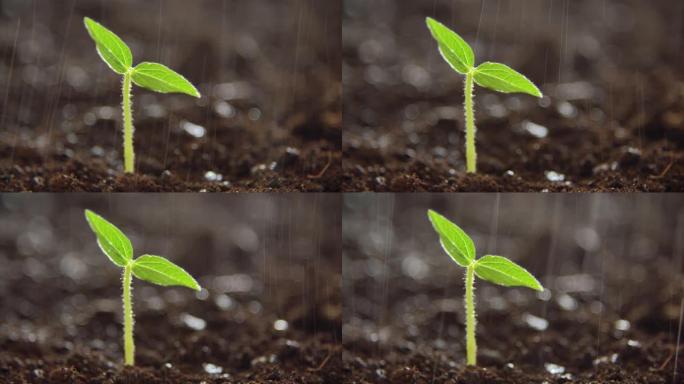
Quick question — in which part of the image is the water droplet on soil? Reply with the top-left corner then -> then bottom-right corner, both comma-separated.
545,171 -> 566,182
544,363 -> 566,375
273,319 -> 289,332
204,171 -> 223,182
203,363 -> 223,375
180,313 -> 206,331
557,101 -> 578,118
614,319 -> 631,331
215,294 -> 234,310
214,101 -> 235,118
181,120 -> 206,138
523,313 -> 549,331
593,353 -> 619,366
522,120 -> 549,138
557,293 -> 578,311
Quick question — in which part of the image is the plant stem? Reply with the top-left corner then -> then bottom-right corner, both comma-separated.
464,71 -> 476,173
122,265 -> 135,366
122,71 -> 134,174
465,265 -> 477,366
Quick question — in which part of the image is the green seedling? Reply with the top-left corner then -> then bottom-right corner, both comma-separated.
427,209 -> 543,366
426,17 -> 542,173
83,17 -> 200,174
84,209 -> 200,366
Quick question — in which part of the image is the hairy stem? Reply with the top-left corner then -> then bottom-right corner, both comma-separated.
464,72 -> 476,173
122,265 -> 135,366
465,265 -> 477,366
122,71 -> 134,174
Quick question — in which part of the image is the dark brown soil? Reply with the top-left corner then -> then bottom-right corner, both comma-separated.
343,194 -> 684,383
342,0 -> 684,192
0,194 -> 342,383
0,0 -> 341,192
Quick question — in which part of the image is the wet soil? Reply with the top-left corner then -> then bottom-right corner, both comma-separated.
343,194 -> 684,383
342,0 -> 684,192
0,0 -> 341,192
0,195 -> 342,383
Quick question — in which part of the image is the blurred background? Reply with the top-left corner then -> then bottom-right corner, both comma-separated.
343,0 -> 684,191
343,194 -> 684,378
0,194 -> 341,377
0,0 -> 341,191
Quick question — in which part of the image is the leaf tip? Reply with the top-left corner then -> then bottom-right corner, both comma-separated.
84,209 -> 96,221
426,209 -> 440,223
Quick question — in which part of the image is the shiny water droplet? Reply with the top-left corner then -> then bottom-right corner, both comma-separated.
273,319 -> 289,331
204,171 -> 223,182
614,319 -> 631,332
203,363 -> 223,375
557,293 -> 578,311
545,171 -> 566,182
215,294 -> 234,310
544,363 -> 565,375
522,120 -> 548,138
180,313 -> 206,331
523,313 -> 549,331
181,120 -> 206,138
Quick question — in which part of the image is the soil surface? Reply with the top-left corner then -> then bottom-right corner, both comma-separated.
343,194 -> 684,383
0,0 -> 341,192
342,0 -> 684,192
0,195 -> 342,383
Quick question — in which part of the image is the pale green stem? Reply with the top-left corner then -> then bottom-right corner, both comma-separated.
465,265 -> 477,366
464,71 -> 477,173
122,265 -> 135,366
122,71 -> 134,174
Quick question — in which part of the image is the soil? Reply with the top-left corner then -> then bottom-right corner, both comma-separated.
342,0 -> 684,192
342,194 -> 684,383
0,195 -> 342,383
0,0 -> 341,192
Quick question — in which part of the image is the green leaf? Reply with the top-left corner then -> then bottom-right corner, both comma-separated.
83,17 -> 133,75
84,210 -> 133,268
132,255 -> 201,291
474,255 -> 543,291
131,62 -> 201,98
427,210 -> 476,267
473,62 -> 542,97
426,17 -> 475,74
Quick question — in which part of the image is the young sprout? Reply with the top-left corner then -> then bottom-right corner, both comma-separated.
84,209 -> 200,366
426,17 -> 543,174
83,17 -> 200,174
427,209 -> 543,366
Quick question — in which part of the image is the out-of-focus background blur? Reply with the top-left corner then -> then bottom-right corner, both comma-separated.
343,194 -> 684,379
0,0 -> 341,191
0,194 -> 341,378
343,0 -> 684,191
